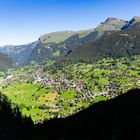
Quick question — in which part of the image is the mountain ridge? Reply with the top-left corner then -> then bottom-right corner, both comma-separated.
60,16 -> 140,64
122,16 -> 140,30
0,16 -> 139,67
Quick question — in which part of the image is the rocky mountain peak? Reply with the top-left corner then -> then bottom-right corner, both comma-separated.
96,17 -> 127,32
101,17 -> 125,25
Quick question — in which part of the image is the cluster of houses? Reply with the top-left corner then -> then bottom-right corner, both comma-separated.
33,75 -> 87,94
3,66 -> 140,122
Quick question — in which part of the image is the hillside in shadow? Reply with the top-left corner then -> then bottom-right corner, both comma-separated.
0,93 -> 34,140
1,89 -> 140,140
38,89 -> 140,140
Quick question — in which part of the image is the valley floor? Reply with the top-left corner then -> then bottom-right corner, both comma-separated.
0,55 -> 140,123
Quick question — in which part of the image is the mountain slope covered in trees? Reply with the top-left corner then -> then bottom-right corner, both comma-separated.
61,16 -> 140,64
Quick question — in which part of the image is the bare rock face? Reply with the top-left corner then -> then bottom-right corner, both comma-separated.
122,16 -> 140,30
101,17 -> 126,25
0,52 -> 13,70
98,17 -> 127,31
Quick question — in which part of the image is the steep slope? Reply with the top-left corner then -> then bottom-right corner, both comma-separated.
0,42 -> 37,66
0,94 -> 34,140
100,17 -> 127,31
82,17 -> 127,43
0,89 -> 140,140
62,17 -> 140,63
0,31 -> 89,65
0,52 -> 13,70
28,30 -> 94,63
40,31 -> 75,43
0,17 -> 127,65
36,89 -> 140,140
122,16 -> 140,30
28,17 -> 126,63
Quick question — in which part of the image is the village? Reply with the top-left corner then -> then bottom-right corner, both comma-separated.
1,56 -> 140,123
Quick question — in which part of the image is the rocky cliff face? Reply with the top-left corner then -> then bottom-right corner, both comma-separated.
122,16 -> 140,30
0,52 -> 13,70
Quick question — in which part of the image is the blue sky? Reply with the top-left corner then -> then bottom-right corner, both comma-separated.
0,0 -> 140,45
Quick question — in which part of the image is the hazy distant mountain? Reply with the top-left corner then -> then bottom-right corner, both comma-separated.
0,52 -> 13,70
0,42 -> 37,66
0,30 -> 94,66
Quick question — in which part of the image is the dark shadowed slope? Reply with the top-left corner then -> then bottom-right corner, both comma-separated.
38,89 -> 140,140
1,89 -> 140,140
0,93 -> 34,140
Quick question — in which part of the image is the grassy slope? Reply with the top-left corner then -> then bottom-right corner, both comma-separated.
40,31 -> 75,44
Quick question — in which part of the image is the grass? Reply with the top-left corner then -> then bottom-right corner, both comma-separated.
60,90 -> 76,100
41,31 -> 75,44
60,109 -> 70,115
93,96 -> 107,103
37,92 -> 59,103
98,78 -> 109,85
53,50 -> 60,57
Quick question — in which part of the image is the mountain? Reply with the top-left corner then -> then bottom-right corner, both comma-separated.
0,52 -> 13,70
28,17 -> 126,64
28,30 -> 95,63
0,17 -> 126,66
40,31 -> 76,44
96,17 -> 127,33
122,16 -> 140,30
61,16 -> 140,64
0,42 -> 37,66
0,30 -> 94,66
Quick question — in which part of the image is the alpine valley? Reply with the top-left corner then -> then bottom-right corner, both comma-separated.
1,16 -> 140,140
